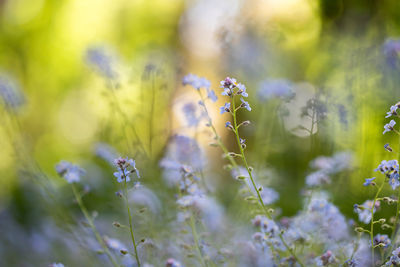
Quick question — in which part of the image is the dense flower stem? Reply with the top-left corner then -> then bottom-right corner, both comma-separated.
71,184 -> 119,267
123,178 -> 141,267
370,181 -> 385,266
230,95 -> 305,267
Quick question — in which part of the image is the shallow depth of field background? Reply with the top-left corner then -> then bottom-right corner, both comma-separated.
1,0 -> 400,265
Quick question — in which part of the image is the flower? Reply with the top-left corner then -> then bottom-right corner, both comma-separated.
182,102 -> 201,127
182,74 -> 210,89
166,258 -> 182,267
386,105 -> 399,118
383,39 -> 400,68
315,250 -> 335,266
55,161 -> 85,183
386,246 -> 400,266
240,98 -> 251,111
237,83 -> 248,97
257,79 -> 295,101
383,120 -> 396,134
48,264 -> 64,267
113,157 -> 140,183
373,234 -> 391,248
85,46 -> 118,80
374,160 -> 400,189
354,200 -> 379,224
220,102 -> 231,114
207,88 -> 218,102
384,143 -> 393,152
363,177 -> 375,186
0,74 -> 25,110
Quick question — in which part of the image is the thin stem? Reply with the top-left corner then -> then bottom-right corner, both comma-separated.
123,178 -> 141,267
370,181 -> 385,266
189,215 -> 208,267
71,184 -> 119,267
196,90 -> 239,170
230,95 -> 305,267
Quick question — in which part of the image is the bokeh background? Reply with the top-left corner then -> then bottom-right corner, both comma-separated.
1,0 -> 400,265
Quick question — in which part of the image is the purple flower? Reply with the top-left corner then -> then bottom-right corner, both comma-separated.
373,234 -> 391,248
386,105 -> 399,118
363,177 -> 375,186
240,98 -> 251,111
166,258 -> 182,267
384,143 -> 393,152
182,102 -> 201,127
55,161 -> 85,183
207,88 -> 218,102
383,120 -> 396,134
383,39 -> 400,68
0,74 -> 25,110
85,47 -> 118,80
220,102 -> 231,114
113,157 -> 140,183
257,79 -> 295,101
182,73 -> 210,89
237,83 -> 248,97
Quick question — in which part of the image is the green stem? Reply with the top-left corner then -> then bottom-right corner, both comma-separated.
71,184 -> 119,267
230,95 -> 305,267
189,215 -> 208,267
370,181 -> 385,266
196,90 -> 238,170
123,178 -> 141,267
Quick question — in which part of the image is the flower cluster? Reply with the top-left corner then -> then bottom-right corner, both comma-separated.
113,157 -> 140,184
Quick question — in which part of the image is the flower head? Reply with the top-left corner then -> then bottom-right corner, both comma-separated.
383,120 -> 396,134
240,98 -> 251,111
55,161 -> 85,183
183,74 -> 210,90
363,177 -> 376,186
0,74 -> 25,110
85,46 -> 118,80
373,234 -> 391,248
113,157 -> 140,183
236,83 -> 248,97
220,102 -> 231,114
386,104 -> 399,118
207,88 -> 218,102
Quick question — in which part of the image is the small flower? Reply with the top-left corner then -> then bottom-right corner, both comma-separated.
55,161 -> 85,183
383,120 -> 396,134
384,143 -> 393,152
240,98 -> 251,111
236,83 -> 248,97
315,250 -> 335,266
386,105 -> 399,118
182,102 -> 201,127
240,138 -> 246,148
183,74 -> 210,89
220,102 -> 231,114
354,200 -> 380,224
207,88 -> 218,102
85,46 -> 118,80
363,177 -> 376,186
220,77 -> 237,89
113,157 -> 140,183
386,246 -> 400,265
0,74 -> 25,110
48,263 -> 64,267
373,234 -> 391,248
166,258 -> 182,267
225,121 -> 234,130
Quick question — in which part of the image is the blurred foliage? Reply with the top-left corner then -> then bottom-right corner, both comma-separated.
2,0 -> 400,265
